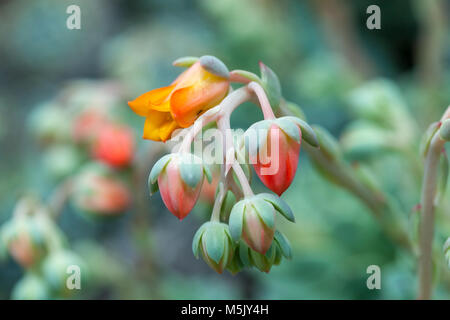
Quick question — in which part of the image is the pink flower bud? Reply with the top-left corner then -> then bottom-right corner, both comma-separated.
252,124 -> 301,196
229,196 -> 276,254
241,202 -> 275,254
92,123 -> 135,168
73,164 -> 130,216
150,154 -> 211,220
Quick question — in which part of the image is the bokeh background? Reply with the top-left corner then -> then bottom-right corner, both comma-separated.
0,0 -> 449,299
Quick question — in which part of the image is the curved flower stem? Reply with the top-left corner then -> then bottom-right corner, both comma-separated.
211,182 -> 226,222
177,106 -> 221,154
418,106 -> 450,300
232,162 -> 254,198
247,82 -> 276,120
48,178 -> 73,220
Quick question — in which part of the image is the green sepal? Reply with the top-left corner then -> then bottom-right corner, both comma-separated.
283,116 -> 319,148
148,154 -> 172,195
203,222 -> 227,264
251,197 -> 275,229
226,248 -> 244,275
178,154 -> 204,188
259,62 -> 282,109
199,55 -> 229,79
256,193 -> 295,222
440,119 -> 450,141
229,70 -> 262,84
238,241 -> 252,267
172,56 -> 199,68
192,222 -> 209,258
220,190 -> 237,222
274,230 -> 292,259
435,150 -> 449,205
228,200 -> 246,241
420,121 -> 441,157
250,243 -> 276,273
203,164 -> 212,184
274,117 -> 301,143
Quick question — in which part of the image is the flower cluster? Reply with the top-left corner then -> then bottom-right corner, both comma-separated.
29,81 -> 134,217
129,56 -> 319,274
0,197 -> 87,299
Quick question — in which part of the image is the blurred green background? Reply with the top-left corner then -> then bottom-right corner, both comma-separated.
0,0 -> 449,299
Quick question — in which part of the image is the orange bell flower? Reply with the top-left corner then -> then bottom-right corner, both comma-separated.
128,56 -> 230,142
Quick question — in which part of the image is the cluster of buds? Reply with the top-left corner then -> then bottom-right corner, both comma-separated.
128,55 -> 319,274
28,81 -> 135,217
0,197 -> 87,299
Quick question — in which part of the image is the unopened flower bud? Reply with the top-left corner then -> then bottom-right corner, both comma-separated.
245,117 -> 316,195
192,222 -> 234,274
1,203 -> 62,268
72,163 -> 131,216
149,153 -> 211,220
229,193 -> 295,255
92,123 -> 135,168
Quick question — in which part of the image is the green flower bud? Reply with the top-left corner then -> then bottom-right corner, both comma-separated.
192,222 -> 234,274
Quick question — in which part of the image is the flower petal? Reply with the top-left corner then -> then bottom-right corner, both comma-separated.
170,81 -> 228,127
143,110 -> 172,141
128,85 -> 174,116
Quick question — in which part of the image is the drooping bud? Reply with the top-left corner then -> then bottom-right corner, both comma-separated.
92,123 -> 135,168
192,222 -> 234,274
229,193 -> 294,254
72,163 -> 131,217
245,117 -> 317,195
149,153 -> 211,220
0,203 -> 64,268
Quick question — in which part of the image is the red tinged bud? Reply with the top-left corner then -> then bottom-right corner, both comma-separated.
245,117 -> 302,196
72,110 -> 107,143
158,160 -> 202,220
149,153 -> 211,220
92,124 -> 135,168
73,164 -> 131,216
